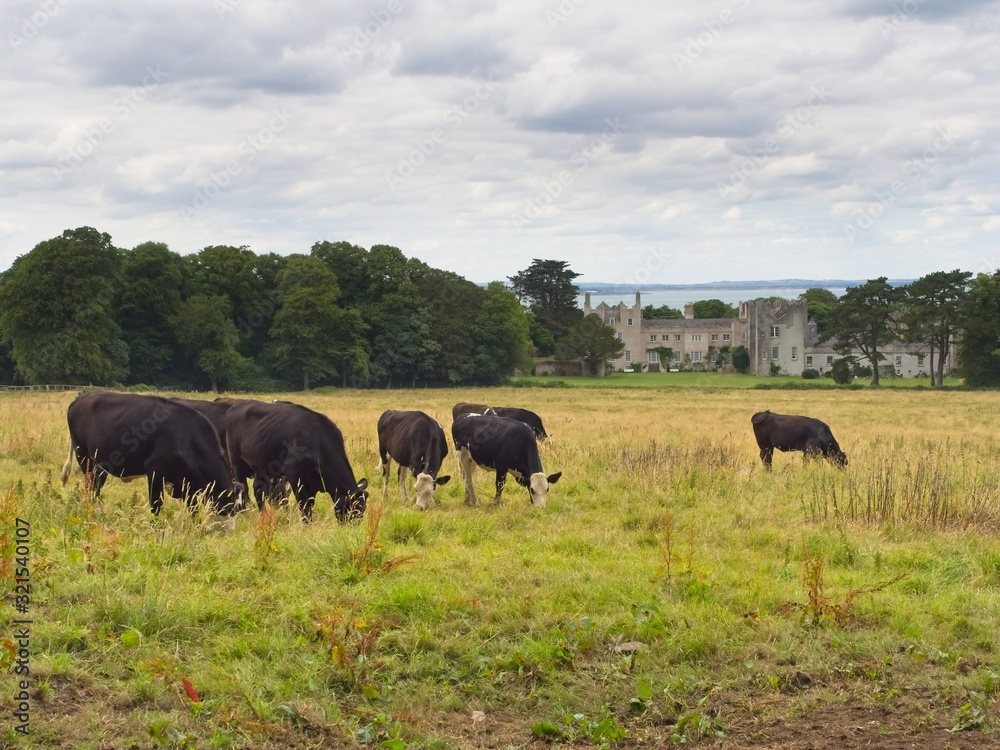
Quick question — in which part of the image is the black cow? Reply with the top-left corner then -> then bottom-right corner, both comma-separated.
751,410 -> 848,469
377,410 -> 451,510
451,413 -> 561,507
452,402 -> 549,441
225,400 -> 368,521
61,392 -> 237,518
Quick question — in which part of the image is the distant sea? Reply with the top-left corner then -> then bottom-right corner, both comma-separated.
577,285 -> 851,311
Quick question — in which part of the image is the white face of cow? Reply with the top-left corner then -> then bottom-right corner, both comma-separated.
528,471 -> 562,507
414,472 -> 436,510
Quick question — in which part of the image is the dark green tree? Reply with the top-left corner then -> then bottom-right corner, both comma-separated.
901,270 -> 970,387
173,294 -> 249,392
367,283 -> 440,388
799,287 -> 839,338
691,299 -> 738,318
414,268 -> 487,384
831,357 -> 853,385
732,345 -> 750,373
825,277 -> 904,387
311,240 -> 370,307
269,255 -> 367,390
0,227 -> 128,384
117,242 -> 185,385
469,282 -> 535,385
508,259 -> 582,344
957,272 -> 1000,387
557,314 -> 625,377
642,304 -> 683,320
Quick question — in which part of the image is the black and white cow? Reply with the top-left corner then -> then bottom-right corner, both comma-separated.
751,410 -> 848,469
376,410 -> 451,510
61,392 -> 237,519
225,400 -> 368,521
451,413 -> 561,507
452,402 -> 549,441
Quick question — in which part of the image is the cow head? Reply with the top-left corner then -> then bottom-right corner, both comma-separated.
527,471 -> 562,507
413,472 -> 450,510
335,478 -> 369,522
830,449 -> 848,468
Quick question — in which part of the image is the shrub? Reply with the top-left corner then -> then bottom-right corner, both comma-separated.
801,368 -> 820,380
831,358 -> 853,385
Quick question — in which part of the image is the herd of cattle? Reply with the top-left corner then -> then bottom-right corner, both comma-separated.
58,391 -> 847,524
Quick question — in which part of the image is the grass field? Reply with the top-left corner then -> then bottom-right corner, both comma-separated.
2,385 -> 1000,748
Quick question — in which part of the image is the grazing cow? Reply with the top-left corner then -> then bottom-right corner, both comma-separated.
751,410 -> 848,469
451,413 -> 562,507
452,402 -> 549,441
61,392 -> 237,517
225,400 -> 368,521
377,410 -> 451,510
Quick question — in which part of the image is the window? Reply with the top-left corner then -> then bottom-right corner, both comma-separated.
627,318 -> 633,326
918,354 -> 925,367
772,346 -> 779,360
674,334 -> 681,342
826,356 -> 834,366
691,334 -> 702,342
895,355 -> 902,366
608,317 -> 615,325
647,351 -> 659,363
770,326 -> 780,338
742,333 -> 747,341
662,335 -> 669,342
616,332 -> 622,341
673,351 -> 682,362
723,333 -> 731,342
791,347 -> 798,361
711,334 -> 719,341
691,351 -> 703,363
806,355 -> 813,367
650,335 -> 657,342
624,350 -> 631,362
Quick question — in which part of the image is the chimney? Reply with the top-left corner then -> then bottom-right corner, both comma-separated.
584,291 -> 591,314
635,291 -> 641,308
684,304 -> 694,320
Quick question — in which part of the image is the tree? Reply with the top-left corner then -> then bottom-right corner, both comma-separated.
557,314 -> 625,377
642,304 -> 683,320
367,283 -> 440,388
825,277 -> 904,387
117,242 -> 185,385
414,268 -> 487,384
0,227 -> 128,384
957,272 -> 1000,387
901,270 -> 970,387
172,294 -> 249,392
732,345 -> 750,373
508,259 -> 582,343
468,282 -> 535,385
269,255 -> 367,390
311,240 -> 370,307
691,299 -> 737,318
799,288 -> 839,338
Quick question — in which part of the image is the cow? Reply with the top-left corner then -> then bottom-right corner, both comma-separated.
376,410 -> 451,510
452,402 -> 549,441
451,413 -> 561,507
224,400 -> 368,521
751,410 -> 848,469
61,392 -> 237,518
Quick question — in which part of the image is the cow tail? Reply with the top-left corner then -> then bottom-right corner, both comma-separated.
60,442 -> 75,485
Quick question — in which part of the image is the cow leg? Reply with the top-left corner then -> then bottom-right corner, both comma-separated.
380,452 -> 391,498
397,465 -> 409,499
803,439 -> 822,462
291,477 -> 318,523
759,446 -> 774,470
147,474 -> 165,515
457,448 -> 478,507
493,470 -> 507,506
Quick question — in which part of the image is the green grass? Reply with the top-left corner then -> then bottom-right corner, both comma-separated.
1,387 -> 999,747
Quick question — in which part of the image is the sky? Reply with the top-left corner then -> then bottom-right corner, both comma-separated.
2,0 -> 998,285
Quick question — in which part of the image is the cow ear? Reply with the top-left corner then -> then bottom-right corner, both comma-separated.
547,471 -> 562,484
435,475 -> 451,486
356,478 -> 369,491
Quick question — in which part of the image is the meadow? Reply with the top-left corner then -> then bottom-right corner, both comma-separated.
2,385 -> 1000,748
